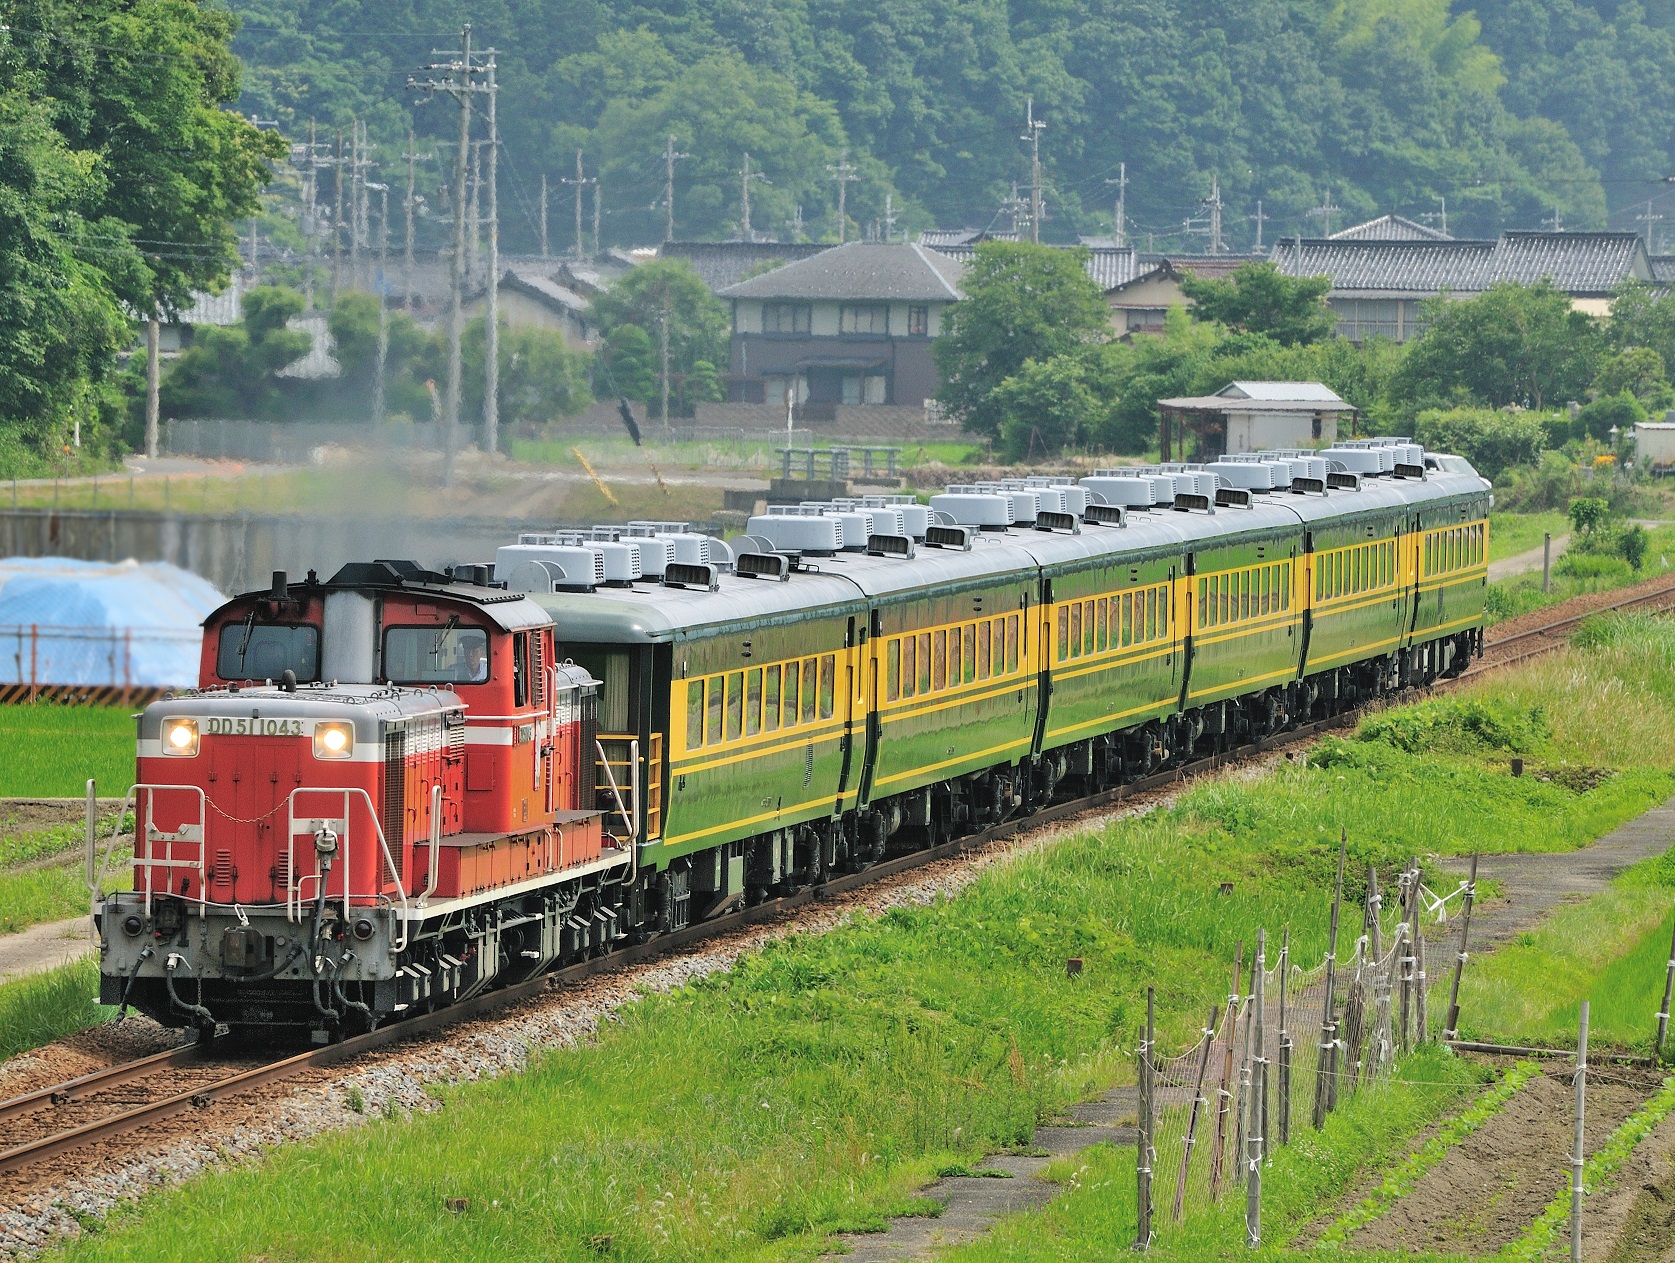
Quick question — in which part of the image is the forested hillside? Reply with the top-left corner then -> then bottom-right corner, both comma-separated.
227,0 -> 1673,249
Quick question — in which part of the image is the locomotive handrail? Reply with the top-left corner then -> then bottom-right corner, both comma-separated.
284,787 -> 410,953
419,783 -> 442,906
88,782 -> 211,922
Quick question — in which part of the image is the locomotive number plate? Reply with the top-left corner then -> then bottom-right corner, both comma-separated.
203,717 -> 305,737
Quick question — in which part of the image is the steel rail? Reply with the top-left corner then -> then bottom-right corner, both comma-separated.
0,1045 -> 208,1125
5,578 -> 1671,1180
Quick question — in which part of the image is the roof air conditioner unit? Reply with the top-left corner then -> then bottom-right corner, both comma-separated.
747,513 -> 843,553
1205,462 -> 1277,491
494,543 -> 605,590
1079,476 -> 1159,508
1325,448 -> 1385,474
929,491 -> 1014,528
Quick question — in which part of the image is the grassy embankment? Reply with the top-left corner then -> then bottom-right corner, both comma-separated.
44,616 -> 1675,1262
0,706 -> 134,1053
1486,513 -> 1675,624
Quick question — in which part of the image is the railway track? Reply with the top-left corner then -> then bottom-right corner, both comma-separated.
6,571 -> 1673,1184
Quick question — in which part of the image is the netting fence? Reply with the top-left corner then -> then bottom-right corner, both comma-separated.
1135,853 -> 1475,1248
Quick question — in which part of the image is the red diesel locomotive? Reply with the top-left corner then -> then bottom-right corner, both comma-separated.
94,561 -> 617,1040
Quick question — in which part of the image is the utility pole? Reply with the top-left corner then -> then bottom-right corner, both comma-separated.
592,174 -> 601,257
1307,187 -> 1341,238
303,118 -> 319,309
248,214 -> 258,276
664,135 -> 689,243
467,139 -> 482,291
739,152 -> 769,243
1251,199 -> 1268,252
539,174 -> 549,257
659,279 -> 672,434
1639,199 -> 1663,250
145,316 -> 160,459
483,52 -> 499,455
1208,173 -> 1224,255
408,22 -> 476,487
882,192 -> 896,243
1544,206 -> 1564,232
1106,162 -> 1127,247
372,182 -> 389,425
563,149 -> 594,260
348,120 -> 360,286
404,129 -> 416,311
1021,98 -> 1045,244
827,149 -> 858,244
332,126 -> 344,301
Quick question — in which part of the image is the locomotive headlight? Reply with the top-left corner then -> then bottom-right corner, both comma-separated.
313,721 -> 354,759
162,718 -> 199,757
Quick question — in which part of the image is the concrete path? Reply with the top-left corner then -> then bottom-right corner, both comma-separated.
1488,533 -> 1569,582
825,1090 -> 1138,1261
0,916 -> 93,986
1429,794 -> 1675,954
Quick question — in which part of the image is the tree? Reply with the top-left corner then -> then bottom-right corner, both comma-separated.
935,242 -> 1110,441
993,355 -> 1096,460
1179,262 -> 1335,346
13,0 -> 285,315
462,320 -> 592,436
1394,282 -> 1603,411
159,286 -> 311,419
1572,391 -> 1644,443
1593,346 -> 1669,404
588,259 -> 729,414
597,325 -> 657,403
1567,496 -> 1610,537
1413,407 -> 1547,479
0,86 -> 132,459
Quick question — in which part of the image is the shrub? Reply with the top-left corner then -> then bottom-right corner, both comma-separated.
1414,407 -> 1547,480
1352,697 -> 1551,755
1573,391 -> 1645,442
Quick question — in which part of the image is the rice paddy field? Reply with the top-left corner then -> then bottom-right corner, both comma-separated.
47,614 -> 1675,1263
0,704 -> 133,798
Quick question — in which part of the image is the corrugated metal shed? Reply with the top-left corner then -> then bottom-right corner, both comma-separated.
0,558 -> 224,688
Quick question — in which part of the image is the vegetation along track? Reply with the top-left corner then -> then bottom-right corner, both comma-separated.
3,575 -> 1669,1183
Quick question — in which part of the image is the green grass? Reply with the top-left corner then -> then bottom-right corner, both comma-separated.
1450,864 -> 1675,1052
509,434 -> 987,472
0,704 -> 133,797
0,957 -> 112,1060
0,863 -> 95,935
44,629 -> 1675,1261
1485,523 -> 1675,623
935,1046 -> 1489,1263
1488,511 -> 1569,563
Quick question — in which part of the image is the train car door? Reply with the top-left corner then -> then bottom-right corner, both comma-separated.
835,615 -> 858,811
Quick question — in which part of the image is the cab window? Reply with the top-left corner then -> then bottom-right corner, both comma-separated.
217,622 -> 319,682
384,626 -> 490,684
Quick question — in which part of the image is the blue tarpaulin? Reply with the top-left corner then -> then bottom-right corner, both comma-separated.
0,557 -> 225,689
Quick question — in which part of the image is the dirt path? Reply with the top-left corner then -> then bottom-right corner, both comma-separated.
1489,533 -> 1570,582
0,917 -> 93,986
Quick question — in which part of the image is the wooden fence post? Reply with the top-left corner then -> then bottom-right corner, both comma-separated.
1135,986 -> 1155,1251
1313,832 -> 1347,1127
1571,1001 -> 1590,1263
1444,852 -> 1479,1041
1174,1006 -> 1219,1221
1246,930 -> 1266,1248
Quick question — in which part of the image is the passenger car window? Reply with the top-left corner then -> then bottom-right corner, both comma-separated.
686,681 -> 704,749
